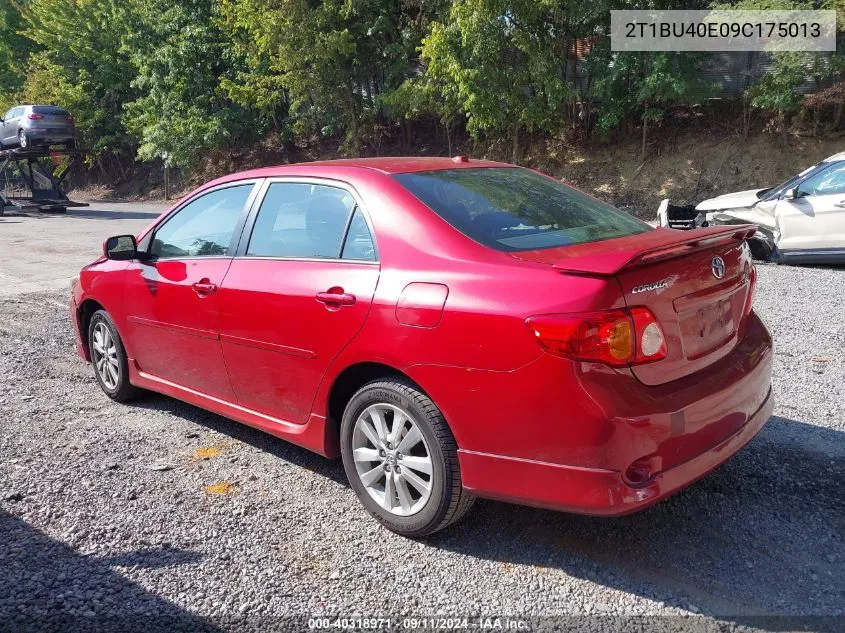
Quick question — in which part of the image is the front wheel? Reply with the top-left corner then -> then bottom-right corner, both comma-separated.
340,379 -> 474,537
87,310 -> 140,402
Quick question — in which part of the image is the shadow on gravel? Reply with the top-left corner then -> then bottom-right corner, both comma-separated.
118,391 -> 845,630
0,509 -> 220,632
129,393 -> 348,487
99,547 -> 203,570
430,415 -> 845,630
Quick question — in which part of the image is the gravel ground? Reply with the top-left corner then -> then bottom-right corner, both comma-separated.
1,262 -> 843,633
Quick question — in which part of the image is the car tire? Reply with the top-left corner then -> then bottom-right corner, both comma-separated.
340,378 -> 474,537
87,310 -> 140,402
18,130 -> 27,148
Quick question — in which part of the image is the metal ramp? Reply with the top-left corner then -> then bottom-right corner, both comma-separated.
0,147 -> 88,215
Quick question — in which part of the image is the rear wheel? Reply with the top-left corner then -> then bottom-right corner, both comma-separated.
340,379 -> 474,537
87,310 -> 139,402
18,129 -> 27,148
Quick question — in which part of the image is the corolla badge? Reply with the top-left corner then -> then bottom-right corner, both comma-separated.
631,279 -> 669,294
711,256 -> 726,279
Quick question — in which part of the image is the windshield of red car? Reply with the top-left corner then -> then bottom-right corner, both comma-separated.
394,167 -> 649,252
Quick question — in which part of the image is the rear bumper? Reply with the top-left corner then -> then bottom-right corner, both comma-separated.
26,129 -> 75,144
458,386 -> 773,515
408,311 -> 773,516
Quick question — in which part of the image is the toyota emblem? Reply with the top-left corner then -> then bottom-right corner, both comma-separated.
711,256 -> 726,279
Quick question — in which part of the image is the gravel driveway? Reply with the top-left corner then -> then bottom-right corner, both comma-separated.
1,210 -> 843,632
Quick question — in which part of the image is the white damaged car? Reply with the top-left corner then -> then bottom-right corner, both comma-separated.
658,152 -> 845,264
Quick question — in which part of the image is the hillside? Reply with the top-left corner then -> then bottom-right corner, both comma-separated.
71,129 -> 845,220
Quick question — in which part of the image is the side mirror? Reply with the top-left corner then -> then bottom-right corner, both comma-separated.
785,188 -> 799,200
103,234 -> 138,261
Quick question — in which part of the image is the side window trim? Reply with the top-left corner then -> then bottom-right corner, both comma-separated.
233,176 -> 379,263
141,179 -> 263,261
336,204 -> 359,259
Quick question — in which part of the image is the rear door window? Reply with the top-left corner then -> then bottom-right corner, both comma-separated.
393,168 -> 648,252
246,182 -> 359,259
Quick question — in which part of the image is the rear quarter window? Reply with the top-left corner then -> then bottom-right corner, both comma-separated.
393,168 -> 649,252
32,106 -> 70,116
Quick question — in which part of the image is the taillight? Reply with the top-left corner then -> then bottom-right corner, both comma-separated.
526,308 -> 667,367
28,113 -> 44,120
66,116 -> 75,123
743,265 -> 757,317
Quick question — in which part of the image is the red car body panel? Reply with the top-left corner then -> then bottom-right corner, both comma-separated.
71,157 -> 773,515
218,259 -> 380,423
123,258 -> 237,399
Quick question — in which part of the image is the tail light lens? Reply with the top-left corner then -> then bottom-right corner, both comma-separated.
526,307 -> 667,367
743,265 -> 757,317
28,113 -> 44,120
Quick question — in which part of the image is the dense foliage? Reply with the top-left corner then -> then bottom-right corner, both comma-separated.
0,0 -> 842,171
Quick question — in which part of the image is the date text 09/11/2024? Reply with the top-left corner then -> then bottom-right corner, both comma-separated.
307,617 -> 531,630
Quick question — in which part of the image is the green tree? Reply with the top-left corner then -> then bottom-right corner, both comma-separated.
716,0 -> 818,141
419,0 -> 574,162
219,0 -> 445,154
0,0 -> 35,112
122,0 -> 256,168
747,52 -> 808,140
589,48 -> 712,160
19,0 -> 136,165
382,73 -> 463,155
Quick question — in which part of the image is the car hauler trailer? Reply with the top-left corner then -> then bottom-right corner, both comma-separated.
0,147 -> 88,215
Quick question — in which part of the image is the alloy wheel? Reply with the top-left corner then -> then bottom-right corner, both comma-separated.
351,403 -> 433,516
18,130 -> 27,148
91,321 -> 119,390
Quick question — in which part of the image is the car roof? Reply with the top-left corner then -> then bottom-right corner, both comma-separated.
823,151 -> 845,162
297,156 -> 510,174
212,156 -> 513,182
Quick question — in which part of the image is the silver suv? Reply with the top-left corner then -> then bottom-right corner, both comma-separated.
0,105 -> 76,150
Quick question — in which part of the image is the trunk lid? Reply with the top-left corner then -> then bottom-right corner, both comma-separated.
40,114 -> 72,129
615,239 -> 752,385
512,225 -> 756,385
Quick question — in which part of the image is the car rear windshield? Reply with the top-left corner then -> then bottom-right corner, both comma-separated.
32,106 -> 70,115
393,167 -> 649,252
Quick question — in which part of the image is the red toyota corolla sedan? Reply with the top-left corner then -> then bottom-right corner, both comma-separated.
70,157 -> 773,536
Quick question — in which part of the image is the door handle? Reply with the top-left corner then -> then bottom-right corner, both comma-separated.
191,281 -> 218,295
316,290 -> 356,306
835,200 -> 845,208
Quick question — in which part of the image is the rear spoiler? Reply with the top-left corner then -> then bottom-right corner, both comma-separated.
552,225 -> 757,275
